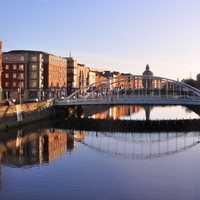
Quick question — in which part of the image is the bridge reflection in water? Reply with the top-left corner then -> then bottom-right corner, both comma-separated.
82,132 -> 200,160
0,127 -> 199,167
1,105 -> 200,199
0,123 -> 200,192
84,105 -> 200,121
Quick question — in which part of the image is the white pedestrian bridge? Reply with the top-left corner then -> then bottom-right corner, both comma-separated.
55,75 -> 200,106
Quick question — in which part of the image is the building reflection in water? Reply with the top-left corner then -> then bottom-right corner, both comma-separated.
1,128 -> 199,164
0,128 -> 87,168
0,125 -> 200,193
90,105 -> 200,120
91,105 -> 142,120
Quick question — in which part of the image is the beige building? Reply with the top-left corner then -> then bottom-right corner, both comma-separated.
77,63 -> 90,89
89,69 -> 96,85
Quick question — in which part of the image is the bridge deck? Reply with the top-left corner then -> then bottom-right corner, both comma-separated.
55,96 -> 200,106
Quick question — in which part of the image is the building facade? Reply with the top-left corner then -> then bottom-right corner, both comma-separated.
66,57 -> 79,94
89,69 -> 96,86
77,63 -> 90,89
45,54 -> 67,98
2,50 -> 67,101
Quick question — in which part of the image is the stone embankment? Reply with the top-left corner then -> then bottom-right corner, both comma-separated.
0,100 -> 55,130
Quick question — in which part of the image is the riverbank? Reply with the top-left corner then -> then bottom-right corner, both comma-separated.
0,100 -> 55,131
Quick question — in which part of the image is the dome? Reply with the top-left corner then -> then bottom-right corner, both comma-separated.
143,64 -> 153,76
197,73 -> 200,81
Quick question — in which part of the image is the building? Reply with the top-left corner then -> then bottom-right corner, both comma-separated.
142,64 -> 154,89
95,71 -> 108,87
66,60 -> 90,93
0,41 -> 2,100
89,69 -> 96,86
46,54 -> 67,98
2,50 -> 67,101
77,63 -> 90,89
66,57 -> 79,94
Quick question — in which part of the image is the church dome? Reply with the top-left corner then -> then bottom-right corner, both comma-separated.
143,64 -> 153,76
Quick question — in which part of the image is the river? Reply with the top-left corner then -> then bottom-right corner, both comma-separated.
0,105 -> 200,200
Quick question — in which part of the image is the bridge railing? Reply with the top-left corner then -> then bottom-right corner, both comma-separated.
57,94 -> 200,105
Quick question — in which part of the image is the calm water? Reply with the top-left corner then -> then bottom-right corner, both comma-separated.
89,105 -> 200,120
1,106 -> 200,200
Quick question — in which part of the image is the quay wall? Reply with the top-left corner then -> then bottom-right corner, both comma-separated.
0,100 -> 55,130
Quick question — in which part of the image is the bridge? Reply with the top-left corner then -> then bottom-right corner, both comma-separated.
55,75 -> 200,106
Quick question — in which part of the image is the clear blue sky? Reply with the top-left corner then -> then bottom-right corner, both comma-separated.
1,0 -> 200,79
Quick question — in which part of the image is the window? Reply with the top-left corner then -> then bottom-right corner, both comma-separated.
5,65 -> 9,70
5,82 -> 9,87
20,56 -> 25,61
30,72 -> 37,79
18,82 -> 24,88
29,80 -> 37,88
13,82 -> 16,87
13,73 -> 17,78
19,73 -> 24,79
30,64 -> 37,71
5,73 -> 9,78
19,64 -> 24,70
31,56 -> 37,62
13,65 -> 17,70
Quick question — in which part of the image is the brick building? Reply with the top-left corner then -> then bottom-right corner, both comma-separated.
66,57 -> 98,94
2,50 -> 67,101
46,54 -> 67,98
65,57 -> 79,94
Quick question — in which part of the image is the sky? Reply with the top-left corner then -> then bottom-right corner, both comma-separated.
1,0 -> 200,80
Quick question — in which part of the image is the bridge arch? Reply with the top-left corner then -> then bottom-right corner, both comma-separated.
56,75 -> 200,106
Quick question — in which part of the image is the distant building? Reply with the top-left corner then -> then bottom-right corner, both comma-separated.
2,50 -> 67,101
89,69 -> 96,85
95,71 -> 108,87
46,54 -> 67,98
66,57 -> 101,94
65,57 -> 79,94
142,64 -> 154,89
77,63 -> 90,90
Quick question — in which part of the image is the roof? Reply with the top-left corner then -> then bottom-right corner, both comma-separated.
4,50 -> 64,59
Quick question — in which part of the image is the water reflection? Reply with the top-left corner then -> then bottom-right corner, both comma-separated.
89,105 -> 200,120
0,128 -> 76,168
0,126 -> 199,168
83,132 -> 200,160
1,123 -> 200,200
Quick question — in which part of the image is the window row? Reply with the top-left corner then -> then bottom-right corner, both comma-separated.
5,64 -> 24,70
5,73 -> 24,79
5,82 -> 24,88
